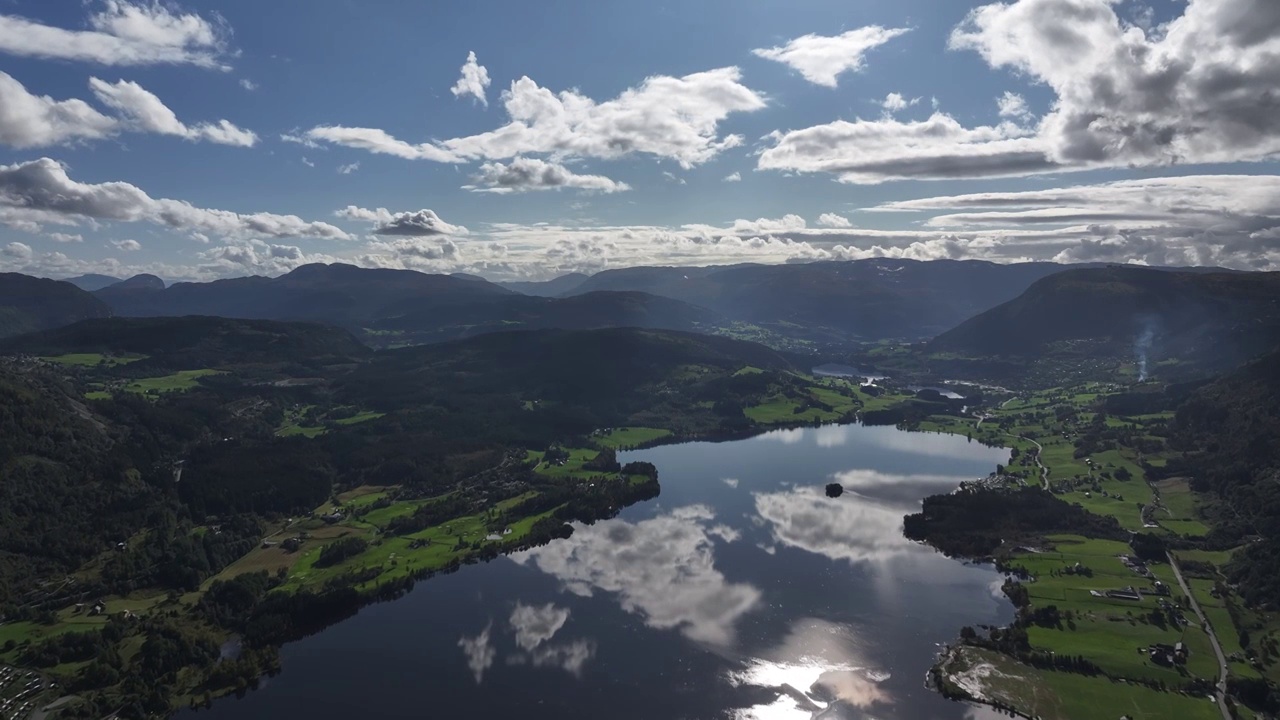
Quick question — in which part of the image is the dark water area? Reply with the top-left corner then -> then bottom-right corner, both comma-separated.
183,424 -> 1013,720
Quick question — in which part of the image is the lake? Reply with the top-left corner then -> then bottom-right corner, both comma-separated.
184,424 -> 1013,720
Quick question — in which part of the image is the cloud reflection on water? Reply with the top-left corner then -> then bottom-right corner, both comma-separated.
514,504 -> 762,646
458,622 -> 495,684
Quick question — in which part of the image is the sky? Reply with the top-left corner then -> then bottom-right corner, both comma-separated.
0,0 -> 1277,282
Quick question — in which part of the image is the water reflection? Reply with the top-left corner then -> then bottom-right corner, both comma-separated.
458,623 -> 495,683
181,423 -> 1012,720
732,619 -> 889,719
514,504 -> 762,646
510,602 -> 570,650
813,425 -> 850,448
753,486 -> 911,565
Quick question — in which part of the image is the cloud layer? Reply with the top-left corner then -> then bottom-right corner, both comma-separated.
0,1 -> 232,69
309,67 -> 765,168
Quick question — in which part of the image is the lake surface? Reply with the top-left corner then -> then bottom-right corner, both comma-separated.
185,424 -> 1013,720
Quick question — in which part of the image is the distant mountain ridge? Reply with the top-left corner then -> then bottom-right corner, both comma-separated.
63,273 -> 122,292
95,263 -> 513,328
369,289 -> 726,343
544,259 -> 1108,341
930,266 -> 1280,370
0,273 -> 112,338
498,272 -> 591,297
2,316 -> 369,368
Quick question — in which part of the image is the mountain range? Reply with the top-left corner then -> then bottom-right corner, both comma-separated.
931,266 -> 1280,372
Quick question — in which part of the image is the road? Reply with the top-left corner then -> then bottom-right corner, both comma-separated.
1167,552 -> 1232,720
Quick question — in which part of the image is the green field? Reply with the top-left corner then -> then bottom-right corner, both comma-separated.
126,369 -> 223,394
527,448 -> 618,480
595,426 -> 672,449
1004,535 -> 1221,684
332,410 -> 385,426
41,353 -> 145,367
941,646 -> 1221,720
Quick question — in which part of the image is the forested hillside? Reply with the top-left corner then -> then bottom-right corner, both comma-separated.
0,274 -> 111,339
931,267 -> 1280,370
1169,350 -> 1280,609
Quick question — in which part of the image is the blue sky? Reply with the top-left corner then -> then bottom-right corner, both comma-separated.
0,0 -> 1277,280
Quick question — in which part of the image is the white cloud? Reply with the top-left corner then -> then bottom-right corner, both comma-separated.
753,26 -> 912,87
89,77 -> 257,146
817,213 -> 852,228
0,158 -> 351,241
3,241 -> 32,260
758,112 -> 1052,184
309,67 -> 764,168
110,238 -> 141,251
880,92 -> 920,114
870,174 -> 1280,269
723,172 -> 741,183
464,157 -> 630,194
239,79 -> 257,91
662,171 -> 687,185
451,50 -> 491,107
337,206 -> 468,236
996,91 -> 1031,121
759,0 -> 1280,183
301,157 -> 315,168
48,233 -> 83,243
951,0 -> 1280,167
684,214 -> 808,237
0,72 -> 118,149
303,126 -> 460,162
337,162 -> 359,174
0,1 -> 232,69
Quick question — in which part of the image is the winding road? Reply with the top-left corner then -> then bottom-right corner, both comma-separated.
1167,552 -> 1231,720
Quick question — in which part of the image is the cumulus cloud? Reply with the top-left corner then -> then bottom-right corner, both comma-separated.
451,51 -> 491,107
309,67 -> 765,168
0,73 -> 255,149
817,213 -> 852,228
0,158 -> 350,241
0,1 -> 232,69
337,162 -> 359,175
760,0 -> 1280,183
880,92 -> 920,114
464,157 -> 630,194
723,172 -> 741,182
338,206 -> 468,236
239,79 -> 257,91
753,26 -> 911,87
951,0 -> 1280,166
3,241 -> 32,260
110,238 -> 141,251
88,78 -> 257,146
0,72 -> 118,149
48,233 -> 83,243
996,91 -> 1031,121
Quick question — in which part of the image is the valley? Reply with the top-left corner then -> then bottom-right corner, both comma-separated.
0,260 -> 1278,719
